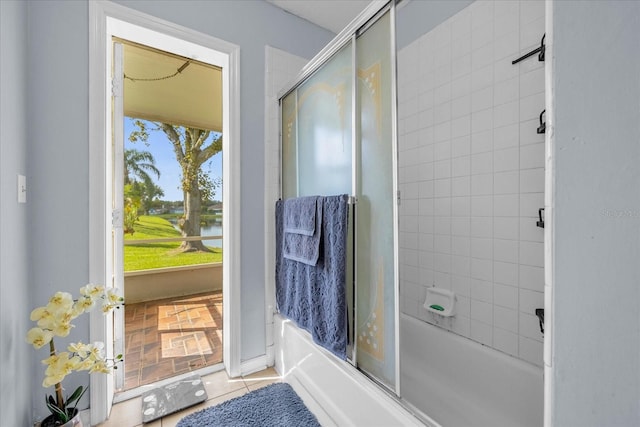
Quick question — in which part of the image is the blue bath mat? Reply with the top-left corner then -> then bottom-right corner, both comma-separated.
176,382 -> 320,427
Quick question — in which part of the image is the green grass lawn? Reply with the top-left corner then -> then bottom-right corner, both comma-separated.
124,215 -> 222,271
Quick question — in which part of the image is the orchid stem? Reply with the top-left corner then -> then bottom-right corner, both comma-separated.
49,340 -> 64,411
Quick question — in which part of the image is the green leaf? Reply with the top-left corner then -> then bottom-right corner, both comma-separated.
68,385 -> 89,414
46,398 -> 68,422
66,386 -> 84,405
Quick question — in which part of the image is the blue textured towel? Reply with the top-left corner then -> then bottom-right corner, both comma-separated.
282,196 -> 323,265
276,194 -> 349,359
283,195 -> 318,235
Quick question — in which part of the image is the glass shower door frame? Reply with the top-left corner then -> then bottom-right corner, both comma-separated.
353,5 -> 400,394
278,0 -> 400,397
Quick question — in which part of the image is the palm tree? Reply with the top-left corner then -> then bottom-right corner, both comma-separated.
133,179 -> 165,215
124,149 -> 160,185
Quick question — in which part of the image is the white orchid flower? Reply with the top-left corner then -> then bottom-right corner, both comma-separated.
26,327 -> 54,349
80,284 -> 105,298
76,358 -> 96,371
70,296 -> 95,319
47,292 -> 74,314
50,321 -> 73,337
28,283 -> 124,407
87,342 -> 105,360
30,306 -> 49,321
68,342 -> 90,358
89,359 -> 110,374
106,288 -> 123,304
43,373 -> 66,388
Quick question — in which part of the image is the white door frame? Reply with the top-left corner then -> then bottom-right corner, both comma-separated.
89,1 -> 241,424
111,41 -> 125,391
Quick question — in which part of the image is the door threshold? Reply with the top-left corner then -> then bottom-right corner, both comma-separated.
113,363 -> 225,403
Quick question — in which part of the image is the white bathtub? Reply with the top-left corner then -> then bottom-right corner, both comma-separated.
400,313 -> 544,427
274,312 -> 543,426
274,314 -> 424,427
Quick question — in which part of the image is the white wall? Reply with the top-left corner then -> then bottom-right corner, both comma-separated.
22,0 -> 332,422
0,2 -> 32,425
398,0 -> 547,366
550,1 -> 640,425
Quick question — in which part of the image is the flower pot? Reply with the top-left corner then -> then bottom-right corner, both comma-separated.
40,410 -> 83,427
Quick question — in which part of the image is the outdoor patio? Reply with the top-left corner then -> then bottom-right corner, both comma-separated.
123,291 -> 223,390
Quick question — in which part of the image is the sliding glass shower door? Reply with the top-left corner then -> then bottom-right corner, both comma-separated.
281,42 -> 353,199
280,5 -> 398,393
354,9 -> 397,390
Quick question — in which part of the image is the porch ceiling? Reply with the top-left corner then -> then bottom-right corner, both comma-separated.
122,41 -> 222,132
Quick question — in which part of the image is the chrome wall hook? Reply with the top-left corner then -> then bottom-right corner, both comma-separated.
536,208 -> 545,228
512,34 -> 546,65
537,110 -> 546,134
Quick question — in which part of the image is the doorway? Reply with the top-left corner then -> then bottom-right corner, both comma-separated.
89,2 -> 241,423
117,40 -> 225,391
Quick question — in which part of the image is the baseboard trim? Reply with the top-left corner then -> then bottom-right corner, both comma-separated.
240,355 -> 269,377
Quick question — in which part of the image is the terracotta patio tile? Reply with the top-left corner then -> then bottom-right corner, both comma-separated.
123,291 -> 223,391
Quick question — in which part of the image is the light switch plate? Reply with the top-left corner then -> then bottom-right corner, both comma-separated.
18,174 -> 26,203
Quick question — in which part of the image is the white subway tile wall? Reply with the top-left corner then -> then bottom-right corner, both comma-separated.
398,0 -> 545,366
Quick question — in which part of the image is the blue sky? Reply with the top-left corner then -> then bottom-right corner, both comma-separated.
124,117 -> 223,202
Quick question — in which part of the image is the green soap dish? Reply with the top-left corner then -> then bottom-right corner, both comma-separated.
424,287 -> 456,316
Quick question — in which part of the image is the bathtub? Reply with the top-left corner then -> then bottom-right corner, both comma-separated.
400,313 -> 544,427
274,314 -> 424,427
274,312 -> 543,426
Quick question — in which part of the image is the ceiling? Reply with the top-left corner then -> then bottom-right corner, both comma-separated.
122,41 -> 223,132
267,0 -> 372,34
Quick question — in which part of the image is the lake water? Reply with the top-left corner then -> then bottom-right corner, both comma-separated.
201,223 -> 222,248
171,222 -> 222,248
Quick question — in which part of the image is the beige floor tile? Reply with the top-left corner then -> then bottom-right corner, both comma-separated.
201,369 -> 246,398
98,396 -> 142,427
242,366 -> 282,389
247,378 -> 282,392
207,387 -> 249,405
242,366 -> 280,382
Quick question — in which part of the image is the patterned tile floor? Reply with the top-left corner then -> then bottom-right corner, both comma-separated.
99,367 -> 282,427
123,292 -> 223,390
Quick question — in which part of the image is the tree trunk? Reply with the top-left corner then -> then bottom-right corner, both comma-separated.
178,176 -> 210,252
